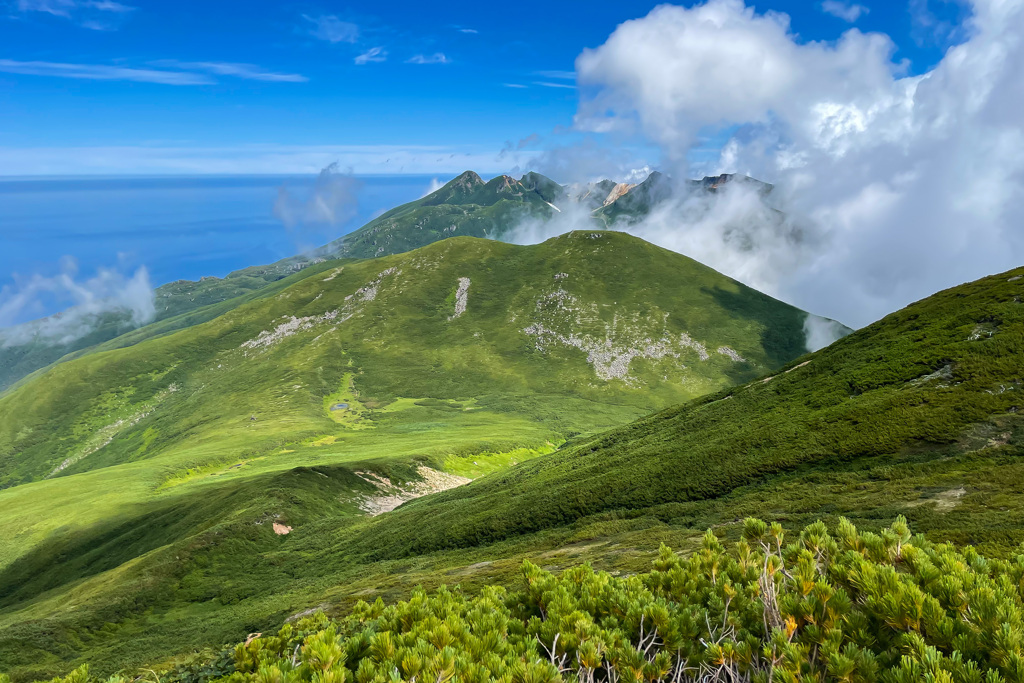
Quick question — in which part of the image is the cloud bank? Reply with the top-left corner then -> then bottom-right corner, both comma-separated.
565,0 -> 1024,328
0,259 -> 154,347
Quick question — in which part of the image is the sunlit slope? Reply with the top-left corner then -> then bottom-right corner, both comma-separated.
343,264 -> 1024,558
0,231 -> 820,489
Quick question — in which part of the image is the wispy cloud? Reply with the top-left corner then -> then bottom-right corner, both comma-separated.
152,60 -> 308,83
354,47 -> 387,64
303,14 -> 359,43
533,81 -> 577,89
0,143 -> 522,176
0,59 -> 308,85
534,70 -> 575,80
15,0 -> 135,29
406,53 -> 450,65
458,28 -> 478,34
820,0 -> 868,22
503,83 -> 528,89
0,60 -> 214,85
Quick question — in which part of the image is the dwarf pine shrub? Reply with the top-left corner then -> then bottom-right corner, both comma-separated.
24,517 -> 1024,683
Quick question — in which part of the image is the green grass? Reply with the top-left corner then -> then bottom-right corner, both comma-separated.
1,254 -> 1010,679
0,231 -> 822,679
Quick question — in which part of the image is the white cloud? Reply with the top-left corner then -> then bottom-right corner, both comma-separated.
0,260 -> 154,346
303,14 -> 359,43
274,163 -> 362,252
459,28 -> 478,34
151,61 -> 308,83
821,1 -> 869,22
406,53 -> 450,64
15,0 -> 134,29
422,177 -> 448,196
0,59 -> 307,85
569,0 -> 1024,328
355,47 -> 387,64
0,59 -> 215,85
535,70 -> 576,80
534,81 -> 577,89
503,83 -> 528,88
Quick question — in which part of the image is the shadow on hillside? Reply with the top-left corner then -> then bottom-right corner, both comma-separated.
702,285 -> 808,371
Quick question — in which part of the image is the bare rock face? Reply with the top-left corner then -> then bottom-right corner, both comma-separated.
355,467 -> 471,516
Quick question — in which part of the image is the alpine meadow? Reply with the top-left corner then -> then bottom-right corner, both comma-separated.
4,1 -> 1024,683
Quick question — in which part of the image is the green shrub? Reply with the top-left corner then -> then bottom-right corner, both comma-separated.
23,516 -> 1024,683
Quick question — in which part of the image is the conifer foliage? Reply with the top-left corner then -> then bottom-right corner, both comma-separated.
17,517 -> 1024,683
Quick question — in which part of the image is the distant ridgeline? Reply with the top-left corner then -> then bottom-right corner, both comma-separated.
0,171 -> 771,392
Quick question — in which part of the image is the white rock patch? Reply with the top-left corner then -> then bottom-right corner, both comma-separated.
356,467 -> 471,516
241,310 -> 341,351
449,277 -> 471,320
242,267 -> 401,351
524,323 -> 682,381
717,346 -> 746,362
680,333 -> 710,361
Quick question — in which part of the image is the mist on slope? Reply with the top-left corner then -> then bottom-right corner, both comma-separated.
515,0 -> 1024,334
0,259 -> 155,347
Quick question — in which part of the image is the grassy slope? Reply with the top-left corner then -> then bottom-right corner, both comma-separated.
0,258 -> 322,394
0,231 -> 811,488
346,264 -> 1024,559
0,170 -> 568,392
0,262 -> 1019,679
0,232 -> 818,678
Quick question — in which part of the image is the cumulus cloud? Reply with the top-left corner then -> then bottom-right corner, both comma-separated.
821,1 -> 868,22
0,259 -> 154,347
566,0 -> 1024,329
273,163 -> 363,251
355,47 -> 387,64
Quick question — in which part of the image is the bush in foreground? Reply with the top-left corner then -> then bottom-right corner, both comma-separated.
18,516 -> 1024,683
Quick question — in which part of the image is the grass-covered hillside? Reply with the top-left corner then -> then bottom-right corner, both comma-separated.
0,231 -> 816,488
352,263 -> 1024,560
0,169 -> 772,392
0,232 -> 826,679
0,255 -> 325,393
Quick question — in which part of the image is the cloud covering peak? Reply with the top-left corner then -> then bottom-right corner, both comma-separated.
571,0 -> 1024,328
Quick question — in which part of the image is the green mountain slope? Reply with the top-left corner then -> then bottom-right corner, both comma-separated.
0,169 -> 774,392
0,256 -> 323,393
343,264 -> 1024,561
0,231 -> 832,678
0,257 -> 1016,680
0,231 -> 819,489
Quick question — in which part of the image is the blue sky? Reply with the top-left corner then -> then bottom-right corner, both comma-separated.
0,0 -> 972,176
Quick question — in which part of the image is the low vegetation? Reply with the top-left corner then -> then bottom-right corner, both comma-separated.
19,516 -> 1024,683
